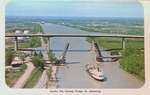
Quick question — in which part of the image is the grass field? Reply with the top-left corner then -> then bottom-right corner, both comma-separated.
87,37 -> 144,49
120,48 -> 144,81
23,68 -> 43,88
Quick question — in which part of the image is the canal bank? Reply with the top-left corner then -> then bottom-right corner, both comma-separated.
41,23 -> 144,88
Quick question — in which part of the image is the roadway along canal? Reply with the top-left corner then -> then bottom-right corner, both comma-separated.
41,23 -> 144,88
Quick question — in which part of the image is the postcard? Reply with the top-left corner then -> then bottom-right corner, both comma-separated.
0,0 -> 150,95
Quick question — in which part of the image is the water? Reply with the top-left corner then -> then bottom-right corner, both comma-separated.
41,23 -> 144,88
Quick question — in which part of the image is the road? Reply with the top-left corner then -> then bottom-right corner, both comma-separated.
13,58 -> 35,88
41,23 -> 144,88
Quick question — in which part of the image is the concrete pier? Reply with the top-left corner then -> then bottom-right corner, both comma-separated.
47,37 -> 50,51
122,38 -> 126,50
14,37 -> 18,51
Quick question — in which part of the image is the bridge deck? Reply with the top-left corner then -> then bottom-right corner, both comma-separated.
5,34 -> 144,38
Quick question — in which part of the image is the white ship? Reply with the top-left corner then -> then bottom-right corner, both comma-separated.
86,64 -> 105,81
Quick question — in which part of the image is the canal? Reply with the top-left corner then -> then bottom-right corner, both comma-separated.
41,23 -> 144,88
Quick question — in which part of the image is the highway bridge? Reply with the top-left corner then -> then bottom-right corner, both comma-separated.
5,33 -> 144,51
5,33 -> 144,38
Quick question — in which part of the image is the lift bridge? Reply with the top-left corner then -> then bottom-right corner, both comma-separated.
57,43 -> 70,64
93,41 -> 122,62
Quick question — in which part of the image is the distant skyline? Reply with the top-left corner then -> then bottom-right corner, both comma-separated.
6,0 -> 144,18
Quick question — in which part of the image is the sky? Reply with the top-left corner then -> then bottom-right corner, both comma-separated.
6,0 -> 144,18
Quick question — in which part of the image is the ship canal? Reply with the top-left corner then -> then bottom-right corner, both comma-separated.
41,23 -> 144,88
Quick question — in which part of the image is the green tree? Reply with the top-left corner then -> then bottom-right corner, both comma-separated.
32,56 -> 44,69
33,51 -> 38,56
39,51 -> 43,58
5,48 -> 14,66
48,50 -> 57,63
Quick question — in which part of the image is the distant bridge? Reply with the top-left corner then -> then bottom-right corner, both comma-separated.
5,33 -> 144,51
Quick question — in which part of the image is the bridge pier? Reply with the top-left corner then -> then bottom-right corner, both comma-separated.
47,37 -> 50,51
14,37 -> 18,51
122,38 -> 126,50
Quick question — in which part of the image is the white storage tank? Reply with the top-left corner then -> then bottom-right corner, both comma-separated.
24,30 -> 30,39
15,30 -> 27,41
24,30 -> 30,34
15,30 -> 22,34
15,30 -> 23,41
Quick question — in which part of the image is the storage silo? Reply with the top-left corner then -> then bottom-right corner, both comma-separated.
24,30 -> 30,39
24,30 -> 30,34
15,30 -> 25,41
15,30 -> 22,34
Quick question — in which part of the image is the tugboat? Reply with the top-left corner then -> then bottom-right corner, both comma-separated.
86,64 -> 105,81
